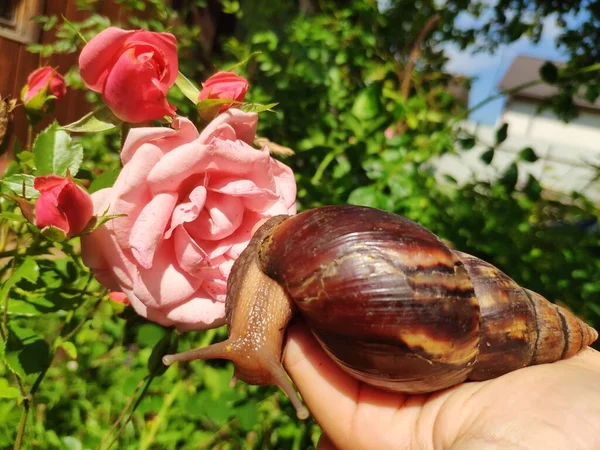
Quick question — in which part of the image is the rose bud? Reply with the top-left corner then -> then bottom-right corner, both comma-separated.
34,175 -> 94,241
21,67 -> 66,112
198,71 -> 249,119
79,27 -> 178,123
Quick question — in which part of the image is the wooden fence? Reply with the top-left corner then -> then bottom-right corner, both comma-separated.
0,0 -> 127,173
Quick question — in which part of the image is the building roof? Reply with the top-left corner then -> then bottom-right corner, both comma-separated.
498,55 -> 600,111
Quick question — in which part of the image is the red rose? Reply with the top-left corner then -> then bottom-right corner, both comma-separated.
198,71 -> 249,113
21,67 -> 66,107
79,27 -> 178,123
34,175 -> 94,239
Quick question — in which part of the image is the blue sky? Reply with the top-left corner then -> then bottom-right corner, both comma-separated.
443,14 -> 569,124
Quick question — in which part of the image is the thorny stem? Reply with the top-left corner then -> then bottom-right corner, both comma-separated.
25,125 -> 33,153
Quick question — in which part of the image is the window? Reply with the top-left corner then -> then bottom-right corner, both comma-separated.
0,0 -> 44,44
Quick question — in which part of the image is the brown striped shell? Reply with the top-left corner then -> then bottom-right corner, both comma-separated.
162,205 -> 598,418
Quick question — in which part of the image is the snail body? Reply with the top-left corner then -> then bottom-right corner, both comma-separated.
163,205 -> 598,419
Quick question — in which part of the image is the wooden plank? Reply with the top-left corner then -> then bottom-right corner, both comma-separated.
0,38 -> 21,97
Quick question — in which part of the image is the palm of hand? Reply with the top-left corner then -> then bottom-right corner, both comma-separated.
283,324 -> 600,450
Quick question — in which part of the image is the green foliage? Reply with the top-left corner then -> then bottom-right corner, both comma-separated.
33,123 -> 83,177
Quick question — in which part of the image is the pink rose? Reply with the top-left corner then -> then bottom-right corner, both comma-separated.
21,66 -> 66,104
34,175 -> 94,238
79,27 -> 178,123
81,109 -> 296,331
198,71 -> 249,113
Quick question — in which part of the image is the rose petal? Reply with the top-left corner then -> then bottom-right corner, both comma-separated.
198,109 -> 257,145
130,191 -> 178,269
161,293 -> 227,331
102,47 -> 175,122
185,193 -> 244,241
164,186 -> 207,239
133,241 -> 203,307
172,226 -> 209,276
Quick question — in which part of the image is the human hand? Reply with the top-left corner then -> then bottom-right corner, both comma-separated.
283,323 -> 600,450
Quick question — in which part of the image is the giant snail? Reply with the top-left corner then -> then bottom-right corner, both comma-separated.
163,205 -> 598,420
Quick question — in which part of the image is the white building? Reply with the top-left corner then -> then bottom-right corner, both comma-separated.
437,55 -> 600,203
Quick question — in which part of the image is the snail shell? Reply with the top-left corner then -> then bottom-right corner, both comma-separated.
163,205 -> 598,419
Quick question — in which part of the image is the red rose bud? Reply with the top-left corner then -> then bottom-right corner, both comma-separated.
79,27 -> 178,123
34,175 -> 94,240
198,71 -> 249,114
21,67 -> 66,111
108,291 -> 130,306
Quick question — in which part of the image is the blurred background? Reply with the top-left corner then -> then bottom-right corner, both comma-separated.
1,0 -> 600,448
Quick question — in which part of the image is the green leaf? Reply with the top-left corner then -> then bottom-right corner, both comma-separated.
237,400 -> 258,431
352,85 -> 382,120
480,148 -> 495,165
495,123 -> 509,145
59,341 -> 77,359
89,169 -> 120,193
33,122 -> 83,177
518,147 -> 538,162
348,185 -> 379,207
0,258 -> 40,302
240,102 -> 278,113
1,173 -> 38,198
60,436 -> 82,450
175,71 -> 200,104
459,136 -> 476,150
5,296 -> 58,317
5,325 -> 51,379
225,51 -> 261,72
0,212 -> 26,222
148,330 -> 176,376
540,61 -> 559,84
62,109 -> 121,133
501,162 -> 519,193
40,225 -> 68,242
0,378 -> 21,399
137,323 -> 166,347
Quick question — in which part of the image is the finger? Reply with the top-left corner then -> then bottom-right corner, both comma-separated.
283,322 -> 413,450
283,322 -> 360,444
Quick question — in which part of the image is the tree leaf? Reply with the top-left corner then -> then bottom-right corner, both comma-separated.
175,71 -> 200,104
501,162 -> 519,193
352,85 -> 382,120
59,341 -> 77,359
0,378 -> 21,399
348,185 -> 379,207
5,325 -> 51,379
89,169 -> 120,193
495,123 -> 509,145
237,400 -> 258,431
62,109 -> 121,133
518,147 -> 538,162
33,122 -> 83,177
480,148 -> 495,165
540,61 -> 559,84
